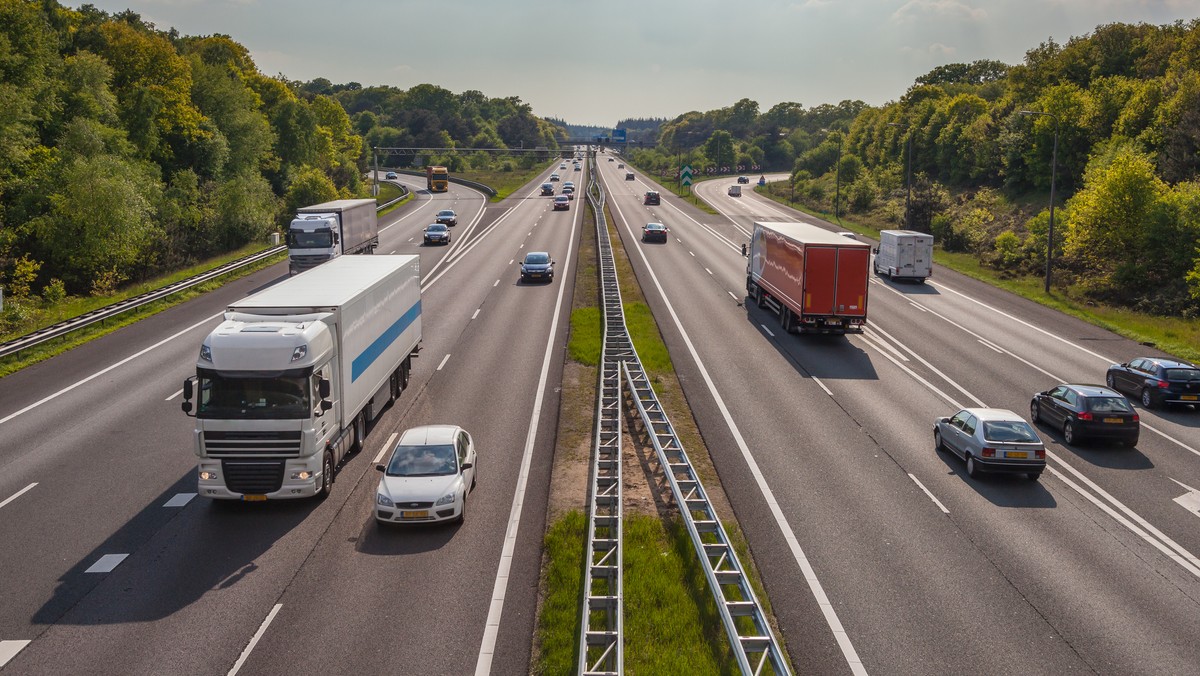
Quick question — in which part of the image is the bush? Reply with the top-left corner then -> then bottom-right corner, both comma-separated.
41,278 -> 67,305
992,231 -> 1024,269
848,174 -> 878,212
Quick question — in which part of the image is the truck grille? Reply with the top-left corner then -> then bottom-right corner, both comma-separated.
203,430 -> 302,457
221,460 -> 285,494
290,255 -> 328,271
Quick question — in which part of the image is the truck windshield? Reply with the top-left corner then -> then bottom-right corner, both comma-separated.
196,370 -> 311,419
288,229 -> 332,248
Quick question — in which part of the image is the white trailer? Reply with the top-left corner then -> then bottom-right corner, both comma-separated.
288,198 -> 379,275
873,229 -> 933,283
182,255 -> 421,500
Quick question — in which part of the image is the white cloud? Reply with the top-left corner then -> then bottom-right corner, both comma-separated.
928,42 -> 956,56
893,0 -> 987,22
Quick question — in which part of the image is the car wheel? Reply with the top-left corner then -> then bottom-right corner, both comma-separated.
1028,472 -> 1042,481
1124,436 -> 1139,448
1141,388 -> 1155,409
934,430 -> 946,453
455,495 -> 466,525
318,451 -> 334,499
1106,373 -> 1116,389
1030,401 -> 1041,424
966,454 -> 980,479
1063,420 -> 1077,445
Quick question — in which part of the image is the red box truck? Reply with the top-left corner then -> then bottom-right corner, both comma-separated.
746,221 -> 871,334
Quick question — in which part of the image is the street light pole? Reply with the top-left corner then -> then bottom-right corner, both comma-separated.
834,133 -> 843,221
1018,110 -> 1060,294
887,123 -> 913,228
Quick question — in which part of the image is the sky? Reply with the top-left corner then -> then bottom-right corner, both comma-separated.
83,0 -> 1200,127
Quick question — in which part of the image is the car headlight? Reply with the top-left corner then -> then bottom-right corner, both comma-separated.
435,492 -> 456,506
376,493 -> 394,507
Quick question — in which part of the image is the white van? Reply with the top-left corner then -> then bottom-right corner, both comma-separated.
728,185 -> 742,197
873,229 -> 933,282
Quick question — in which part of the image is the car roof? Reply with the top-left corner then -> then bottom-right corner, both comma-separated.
397,424 -> 460,446
958,408 -> 1028,422
1140,357 -> 1197,369
1059,384 -> 1122,397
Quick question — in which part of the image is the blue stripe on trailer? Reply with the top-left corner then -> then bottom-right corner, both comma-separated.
352,301 -> 420,382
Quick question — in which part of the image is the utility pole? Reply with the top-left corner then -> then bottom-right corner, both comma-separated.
1019,110 -> 1060,293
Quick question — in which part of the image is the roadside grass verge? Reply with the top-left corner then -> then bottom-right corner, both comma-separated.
755,185 -> 1200,364
459,165 -> 555,201
622,163 -> 720,215
376,183 -> 412,216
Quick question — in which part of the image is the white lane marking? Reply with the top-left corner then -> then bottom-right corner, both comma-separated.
977,338 -> 1004,354
705,268 -> 713,275
689,251 -> 695,257
471,309 -> 480,320
812,377 -> 834,397
866,323 -> 985,407
165,388 -> 184,401
676,238 -> 681,243
390,249 -> 398,254
909,302 -> 928,312
728,291 -> 738,301
908,474 -> 950,514
861,331 -> 910,363
604,193 -> 867,675
0,312 -> 223,428
494,279 -> 500,287
1170,479 -> 1200,519
437,354 -> 451,371
85,553 -> 129,574
509,260 -> 514,265
0,483 -> 37,510
163,493 -> 196,508
227,603 -> 282,676
475,181 -> 580,676
0,641 -> 31,669
407,238 -> 414,243
373,432 -> 399,465
760,324 -> 775,338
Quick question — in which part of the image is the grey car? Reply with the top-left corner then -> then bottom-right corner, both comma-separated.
934,408 -> 1046,480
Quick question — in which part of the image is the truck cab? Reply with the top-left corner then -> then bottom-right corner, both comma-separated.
288,213 -> 341,274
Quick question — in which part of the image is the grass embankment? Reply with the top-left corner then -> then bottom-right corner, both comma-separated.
376,182 -> 412,216
459,165 -> 555,201
755,184 -> 1200,363
534,195 -> 783,674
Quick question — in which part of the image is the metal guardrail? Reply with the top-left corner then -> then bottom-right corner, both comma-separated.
578,160 -> 791,675
579,166 -> 624,675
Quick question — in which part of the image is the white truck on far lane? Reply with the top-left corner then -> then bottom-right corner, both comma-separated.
288,198 -> 379,275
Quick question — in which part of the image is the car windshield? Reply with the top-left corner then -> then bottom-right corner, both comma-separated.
287,229 -> 332,248
437,210 -> 454,218
1165,368 -> 1200,382
386,443 -> 457,477
196,369 -> 311,419
982,420 -> 1040,443
525,253 -> 550,264
427,224 -> 447,232
1087,396 -> 1133,413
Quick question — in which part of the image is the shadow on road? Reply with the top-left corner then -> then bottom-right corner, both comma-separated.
744,302 -> 880,382
933,449 -> 1058,508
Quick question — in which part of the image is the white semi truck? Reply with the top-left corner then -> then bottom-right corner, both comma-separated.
288,198 -> 379,275
181,255 -> 421,500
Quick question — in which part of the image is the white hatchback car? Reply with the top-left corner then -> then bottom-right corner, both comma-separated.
375,425 -> 477,525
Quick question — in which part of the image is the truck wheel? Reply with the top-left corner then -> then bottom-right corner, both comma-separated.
389,372 -> 399,401
318,452 -> 334,499
352,413 -> 366,453
400,360 -> 410,389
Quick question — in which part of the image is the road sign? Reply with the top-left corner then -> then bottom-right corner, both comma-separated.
612,128 -> 627,143
680,164 -> 693,186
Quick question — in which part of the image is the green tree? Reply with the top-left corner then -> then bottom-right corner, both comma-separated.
285,165 -> 338,214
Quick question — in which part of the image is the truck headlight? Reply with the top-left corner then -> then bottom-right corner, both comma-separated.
291,345 -> 307,362
199,345 -> 212,362
291,470 -> 313,480
376,493 -> 394,507
199,470 -> 218,481
435,492 -> 456,506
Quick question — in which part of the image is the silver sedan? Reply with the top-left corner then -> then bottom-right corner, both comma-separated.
934,408 -> 1046,480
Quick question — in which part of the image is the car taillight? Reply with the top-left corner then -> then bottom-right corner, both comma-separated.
1156,380 -> 1168,388
982,448 -> 996,458
1035,449 -> 1045,459
1077,411 -> 1093,421
1132,414 -> 1139,422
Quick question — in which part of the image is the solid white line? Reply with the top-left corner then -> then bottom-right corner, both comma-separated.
604,191 -> 867,674
494,279 -> 500,287
705,268 -> 713,275
373,432 -> 399,465
0,641 -> 31,669
84,553 -> 128,574
0,312 -> 223,427
163,493 -> 196,508
436,354 -> 451,371
812,377 -> 834,397
977,338 -> 1004,354
475,182 -> 580,676
760,324 -> 775,338
165,388 -> 184,401
227,603 -> 282,676
728,291 -> 738,301
909,302 -> 928,312
908,474 -> 950,514
0,483 -> 37,510
471,309 -> 480,320
860,331 -> 909,363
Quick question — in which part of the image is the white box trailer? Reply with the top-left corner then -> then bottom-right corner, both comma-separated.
182,255 -> 421,500
873,229 -> 933,283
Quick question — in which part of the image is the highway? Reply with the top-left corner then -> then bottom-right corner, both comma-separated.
599,160 -> 1200,673
0,163 -> 580,675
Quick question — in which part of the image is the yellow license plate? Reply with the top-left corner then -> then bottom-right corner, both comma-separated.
243,494 -> 267,502
1104,417 -> 1124,423
1182,395 -> 1198,401
1006,452 -> 1028,459
402,510 -> 429,519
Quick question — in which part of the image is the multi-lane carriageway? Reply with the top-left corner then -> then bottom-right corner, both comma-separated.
1,155 -> 1199,674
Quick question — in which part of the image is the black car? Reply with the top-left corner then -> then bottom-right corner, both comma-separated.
423,223 -> 450,245
643,191 -> 660,205
737,176 -> 750,184
625,172 -> 635,180
518,251 -> 554,282
540,183 -> 555,196
1106,357 -> 1200,409
435,209 -> 457,227
642,223 -> 668,243
1031,384 -> 1139,446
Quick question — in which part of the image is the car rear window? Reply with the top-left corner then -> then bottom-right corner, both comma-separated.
1165,368 -> 1200,382
982,421 -> 1040,443
1087,396 -> 1133,413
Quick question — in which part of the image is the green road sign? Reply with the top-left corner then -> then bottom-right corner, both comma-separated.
681,164 -> 693,186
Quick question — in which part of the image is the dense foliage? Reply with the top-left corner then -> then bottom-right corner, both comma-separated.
630,21 -> 1200,314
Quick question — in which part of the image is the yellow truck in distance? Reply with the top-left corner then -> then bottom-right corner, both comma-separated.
426,165 -> 449,192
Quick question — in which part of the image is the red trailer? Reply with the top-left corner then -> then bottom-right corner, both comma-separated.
746,221 -> 871,334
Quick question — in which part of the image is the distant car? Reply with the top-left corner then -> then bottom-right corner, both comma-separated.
553,195 -> 570,210
642,222 -> 668,243
618,163 -> 625,169
574,164 -> 582,171
562,181 -> 575,190
560,163 -> 567,169
435,209 -> 457,227
934,408 -> 1046,480
384,171 -> 398,180
625,172 -> 635,180
549,173 -> 560,182
643,191 -> 661,205
737,176 -> 750,184
423,223 -> 450,245
540,183 -> 555,196
608,157 -> 614,162
375,425 -> 476,525
519,251 -> 555,282
562,186 -> 575,199
1031,384 -> 1139,446
1106,357 -> 1200,409
728,185 -> 741,196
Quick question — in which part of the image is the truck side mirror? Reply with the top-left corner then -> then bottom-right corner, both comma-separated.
332,232 -> 340,245
319,378 -> 331,399
321,400 -> 333,412
181,401 -> 193,415
182,378 -> 193,400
